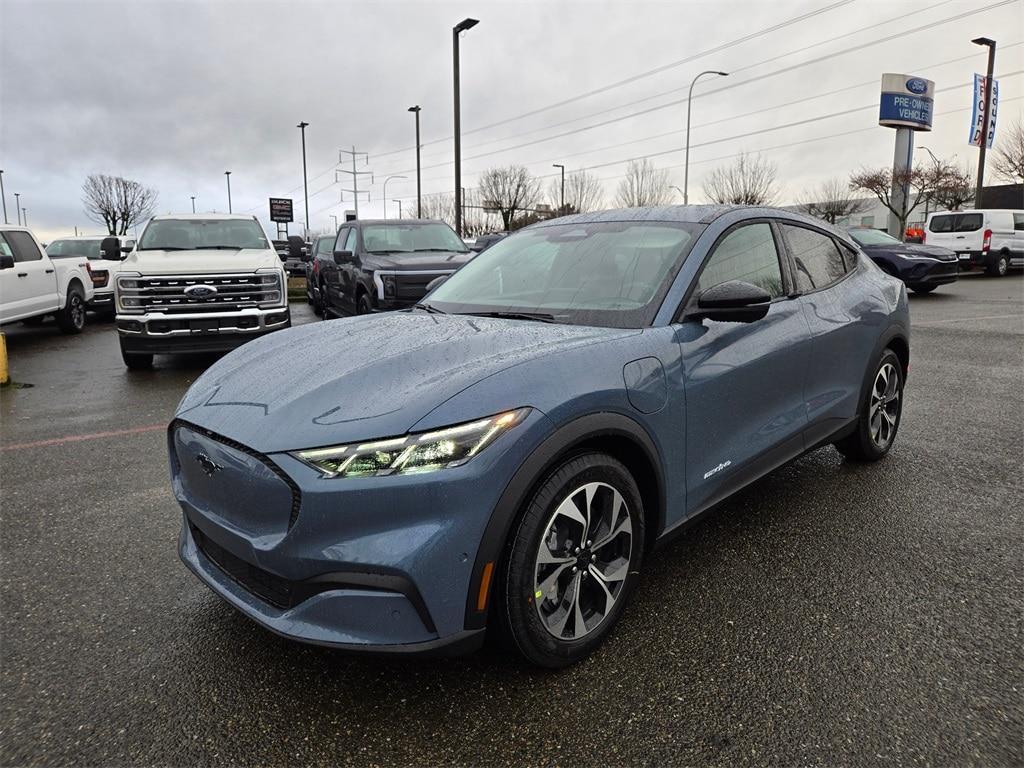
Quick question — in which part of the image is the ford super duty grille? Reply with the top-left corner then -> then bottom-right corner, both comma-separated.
117,273 -> 282,313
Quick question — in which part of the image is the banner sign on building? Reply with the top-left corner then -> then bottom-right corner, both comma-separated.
269,197 -> 294,223
878,74 -> 934,131
968,73 -> 999,148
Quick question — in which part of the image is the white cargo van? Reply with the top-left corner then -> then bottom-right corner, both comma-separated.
923,209 -> 1024,276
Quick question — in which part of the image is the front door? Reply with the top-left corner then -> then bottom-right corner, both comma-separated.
0,231 -> 57,322
677,220 -> 812,516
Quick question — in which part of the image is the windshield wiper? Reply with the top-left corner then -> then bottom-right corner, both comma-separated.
414,302 -> 446,315
138,246 -> 187,251
460,310 -> 559,323
365,249 -> 411,254
418,248 -> 465,252
200,245 -> 243,250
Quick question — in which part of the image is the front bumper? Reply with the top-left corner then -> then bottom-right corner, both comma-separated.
171,410 -> 551,653
87,290 -> 114,310
903,259 -> 959,287
117,307 -> 290,354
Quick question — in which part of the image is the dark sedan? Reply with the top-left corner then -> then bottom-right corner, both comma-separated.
847,227 -> 958,294
322,219 -> 474,316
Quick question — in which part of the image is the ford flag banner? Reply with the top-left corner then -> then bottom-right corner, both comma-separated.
968,73 -> 999,149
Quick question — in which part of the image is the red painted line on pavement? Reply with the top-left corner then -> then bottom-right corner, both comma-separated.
1,423 -> 166,452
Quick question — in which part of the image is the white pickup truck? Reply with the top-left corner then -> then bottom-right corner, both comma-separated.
102,214 -> 293,369
0,224 -> 94,333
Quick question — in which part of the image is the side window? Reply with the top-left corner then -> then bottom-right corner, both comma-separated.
1014,213 -> 1024,232
696,222 -> 785,299
344,228 -> 358,252
838,241 -> 859,272
334,228 -> 349,253
955,213 -> 983,232
929,216 -> 953,233
5,231 -> 44,262
781,224 -> 846,293
0,234 -> 15,260
317,237 -> 333,256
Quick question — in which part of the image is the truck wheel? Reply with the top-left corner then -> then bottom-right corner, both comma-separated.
985,252 -> 1009,277
119,339 -> 153,370
910,285 -> 937,294
357,293 -> 374,315
55,285 -> 86,334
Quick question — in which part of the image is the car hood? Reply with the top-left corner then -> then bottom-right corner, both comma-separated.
119,248 -> 282,274
366,251 -> 473,270
861,242 -> 956,260
175,311 -> 634,453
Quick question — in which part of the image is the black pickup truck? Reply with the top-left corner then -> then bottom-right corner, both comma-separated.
320,219 -> 474,316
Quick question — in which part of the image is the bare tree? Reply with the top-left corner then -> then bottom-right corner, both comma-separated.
547,170 -> 605,215
82,174 -> 158,235
800,178 -> 872,224
412,190 -> 494,236
849,165 -> 946,239
703,152 -> 778,205
614,159 -> 672,208
479,165 -> 541,231
991,116 -> 1024,183
926,161 -> 974,211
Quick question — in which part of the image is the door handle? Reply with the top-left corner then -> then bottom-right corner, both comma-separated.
17,272 -> 28,277
45,268 -> 55,274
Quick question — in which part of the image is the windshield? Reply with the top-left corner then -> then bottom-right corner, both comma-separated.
849,228 -> 900,246
360,222 -> 468,254
46,239 -> 103,259
138,219 -> 269,251
425,221 -> 703,328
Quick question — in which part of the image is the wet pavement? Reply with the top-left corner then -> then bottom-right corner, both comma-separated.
2,276 -> 1022,766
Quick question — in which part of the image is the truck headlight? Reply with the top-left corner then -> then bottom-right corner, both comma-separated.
293,408 -> 530,478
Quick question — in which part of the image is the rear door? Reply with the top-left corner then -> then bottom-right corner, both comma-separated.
678,219 -> 812,515
780,222 -> 874,440
0,231 -> 58,321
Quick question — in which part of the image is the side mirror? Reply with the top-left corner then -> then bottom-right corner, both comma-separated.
100,236 -> 123,261
333,249 -> 353,265
425,275 -> 449,292
470,242 -> 485,252
687,280 -> 771,323
299,246 -> 312,263
121,240 -> 135,253
287,235 -> 305,259
0,253 -> 14,270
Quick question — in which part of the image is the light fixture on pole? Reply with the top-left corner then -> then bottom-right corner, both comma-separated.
552,164 -> 565,212
683,70 -> 729,205
453,17 -> 479,237
329,214 -> 338,232
224,171 -> 232,213
0,170 -> 7,224
971,36 -> 997,206
408,106 -> 422,218
190,195 -> 197,213
382,175 -> 408,219
393,199 -> 403,219
14,192 -> 21,226
297,121 -> 310,236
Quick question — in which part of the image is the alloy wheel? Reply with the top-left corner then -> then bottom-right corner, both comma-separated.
71,294 -> 85,329
533,482 -> 633,641
869,362 -> 900,449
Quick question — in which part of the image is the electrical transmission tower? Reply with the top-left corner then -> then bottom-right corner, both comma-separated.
336,146 -> 373,219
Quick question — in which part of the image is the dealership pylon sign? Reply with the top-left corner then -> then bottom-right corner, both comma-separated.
878,73 -> 934,239
968,73 -> 999,148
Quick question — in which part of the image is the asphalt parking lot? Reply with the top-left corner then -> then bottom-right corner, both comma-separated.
2,275 -> 1022,767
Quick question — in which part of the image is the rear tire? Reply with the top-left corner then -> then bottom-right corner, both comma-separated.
120,340 -> 153,370
55,286 -> 86,334
835,348 -> 903,462
910,285 -> 937,294
497,453 -> 645,668
985,252 -> 1009,277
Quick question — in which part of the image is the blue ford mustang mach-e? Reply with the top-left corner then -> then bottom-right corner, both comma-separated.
171,205 -> 910,667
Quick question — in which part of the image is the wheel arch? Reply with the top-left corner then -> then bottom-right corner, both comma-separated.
463,411 -> 665,631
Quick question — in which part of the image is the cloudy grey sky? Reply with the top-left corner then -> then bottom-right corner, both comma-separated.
1,0 -> 1021,241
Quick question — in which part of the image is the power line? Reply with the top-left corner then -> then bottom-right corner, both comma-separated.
371,0 -> 1017,177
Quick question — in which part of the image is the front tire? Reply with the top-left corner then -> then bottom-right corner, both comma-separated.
120,340 -> 153,370
910,284 -> 937,294
985,252 -> 1009,277
55,285 -> 86,334
357,292 -> 374,315
835,349 -> 903,462
498,453 -> 645,668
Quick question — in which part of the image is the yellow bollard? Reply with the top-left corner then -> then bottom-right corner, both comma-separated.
0,331 -> 7,385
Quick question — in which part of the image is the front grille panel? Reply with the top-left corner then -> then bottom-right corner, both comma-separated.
191,524 -> 296,609
395,273 -> 446,300
120,274 -> 281,313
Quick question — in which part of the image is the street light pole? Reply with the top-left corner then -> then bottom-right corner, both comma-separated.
552,164 -> 565,212
683,70 -> 729,205
408,106 -> 422,218
972,37 -> 997,207
453,17 -> 479,237
394,199 -> 402,219
0,170 -> 7,224
918,145 -> 941,217
190,195 -> 197,213
224,171 -> 232,213
329,214 -> 338,232
14,193 -> 21,226
382,175 -> 408,219
22,208 -> 27,227
297,121 -> 310,236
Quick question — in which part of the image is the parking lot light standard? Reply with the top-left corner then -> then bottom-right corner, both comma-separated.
190,195 -> 196,213
683,70 -> 728,205
971,37 -> 997,206
382,176 -> 408,220
297,122 -> 310,237
553,164 -> 565,213
393,199 -> 403,219
453,17 -> 479,237
408,106 -> 422,218
0,170 -> 7,224
14,192 -> 21,226
224,171 -> 232,214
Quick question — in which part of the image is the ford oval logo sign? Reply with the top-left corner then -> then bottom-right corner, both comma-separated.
184,284 -> 218,299
905,78 -> 928,95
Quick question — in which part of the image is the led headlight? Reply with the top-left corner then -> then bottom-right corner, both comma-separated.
293,408 -> 530,478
